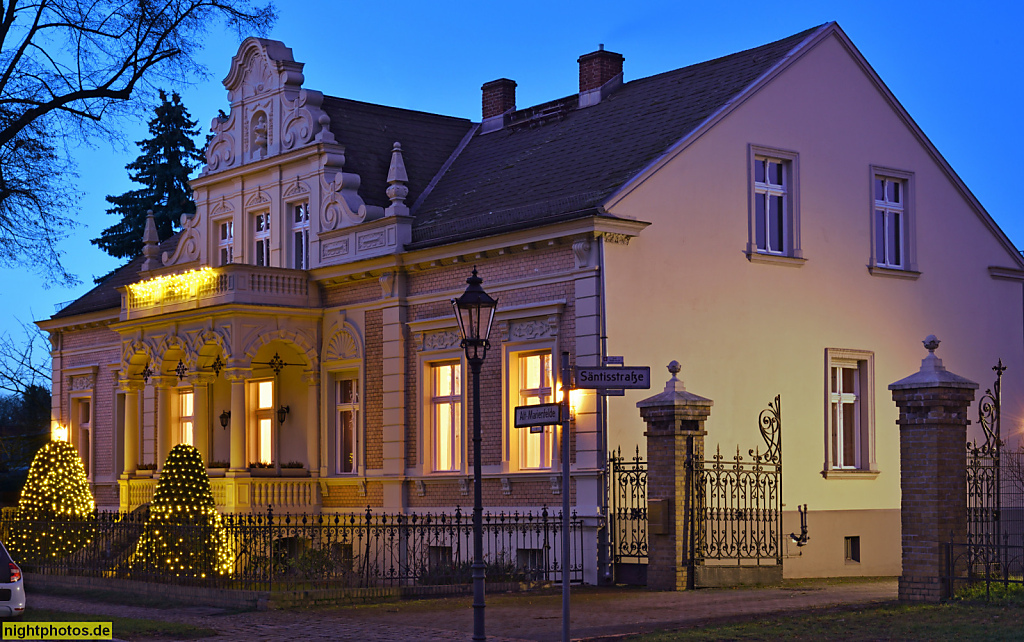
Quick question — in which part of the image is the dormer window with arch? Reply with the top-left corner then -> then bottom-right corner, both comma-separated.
292,202 -> 310,270
253,212 -> 270,266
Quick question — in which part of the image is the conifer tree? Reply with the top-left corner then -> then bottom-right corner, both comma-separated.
9,441 -> 96,562
133,444 -> 232,578
92,91 -> 205,260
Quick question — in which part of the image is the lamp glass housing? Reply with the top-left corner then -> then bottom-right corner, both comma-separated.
451,268 -> 497,361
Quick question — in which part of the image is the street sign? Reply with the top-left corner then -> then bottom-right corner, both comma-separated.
600,389 -> 625,396
514,403 -> 562,428
575,366 -> 651,389
603,355 -> 624,365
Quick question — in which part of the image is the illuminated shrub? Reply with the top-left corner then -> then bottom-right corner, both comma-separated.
8,440 -> 96,562
132,444 -> 232,578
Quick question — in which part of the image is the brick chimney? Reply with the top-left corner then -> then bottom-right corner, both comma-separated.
578,45 -> 624,93
482,78 -> 517,120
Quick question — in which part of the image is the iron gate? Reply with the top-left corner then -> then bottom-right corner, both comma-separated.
607,446 -> 647,584
607,395 -> 783,585
698,396 -> 783,567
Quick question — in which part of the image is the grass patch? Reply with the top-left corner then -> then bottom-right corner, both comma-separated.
625,602 -> 1024,641
15,608 -> 217,640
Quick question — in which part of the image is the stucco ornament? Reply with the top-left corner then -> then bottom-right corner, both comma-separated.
319,157 -> 384,231
162,209 -> 204,266
201,38 -> 335,176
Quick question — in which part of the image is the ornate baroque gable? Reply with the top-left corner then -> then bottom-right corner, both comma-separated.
201,38 -> 337,175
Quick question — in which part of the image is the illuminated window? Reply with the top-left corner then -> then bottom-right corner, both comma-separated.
293,203 -> 310,270
430,362 -> 462,472
825,349 -> 876,476
179,389 -> 194,446
870,168 -> 916,274
518,352 -> 555,470
75,399 -> 91,479
253,212 -> 270,267
336,375 -> 359,474
252,379 -> 274,465
218,220 -> 234,265
747,145 -> 801,261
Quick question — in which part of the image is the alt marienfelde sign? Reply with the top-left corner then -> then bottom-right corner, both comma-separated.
514,403 -> 562,429
575,366 -> 651,389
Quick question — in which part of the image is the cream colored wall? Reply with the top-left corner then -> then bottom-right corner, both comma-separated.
603,32 -> 1024,518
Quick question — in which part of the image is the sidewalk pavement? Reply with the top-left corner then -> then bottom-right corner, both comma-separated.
28,578 -> 898,641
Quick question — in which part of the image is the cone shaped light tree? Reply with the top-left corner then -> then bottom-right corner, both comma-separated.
9,440 -> 96,562
133,444 -> 232,578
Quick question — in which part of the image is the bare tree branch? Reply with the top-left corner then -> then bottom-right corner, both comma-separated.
0,0 -> 276,284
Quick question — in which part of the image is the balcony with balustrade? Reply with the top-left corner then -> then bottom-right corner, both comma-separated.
119,474 -> 322,514
118,264 -> 319,322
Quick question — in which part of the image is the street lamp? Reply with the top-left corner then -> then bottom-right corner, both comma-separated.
452,267 -> 497,642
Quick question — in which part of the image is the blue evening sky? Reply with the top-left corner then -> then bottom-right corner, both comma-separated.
3,0 -> 1021,345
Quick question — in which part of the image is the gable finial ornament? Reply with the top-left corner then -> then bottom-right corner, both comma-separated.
385,142 -> 410,217
141,210 -> 162,271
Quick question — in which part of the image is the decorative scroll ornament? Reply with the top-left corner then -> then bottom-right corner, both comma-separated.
975,359 -> 1005,454
572,238 -> 592,269
755,395 -> 782,465
319,161 -> 383,231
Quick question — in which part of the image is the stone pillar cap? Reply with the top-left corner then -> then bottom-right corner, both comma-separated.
888,335 -> 979,391
637,360 -> 712,408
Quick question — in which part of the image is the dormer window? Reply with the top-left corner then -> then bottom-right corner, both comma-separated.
293,203 -> 310,270
218,220 -> 234,265
253,212 -> 270,267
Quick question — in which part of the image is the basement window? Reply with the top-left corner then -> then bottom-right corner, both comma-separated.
845,536 -> 861,564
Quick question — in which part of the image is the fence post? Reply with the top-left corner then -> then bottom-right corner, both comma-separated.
637,361 -> 712,591
889,336 -> 977,602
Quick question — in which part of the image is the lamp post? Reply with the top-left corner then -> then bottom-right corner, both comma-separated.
452,267 -> 497,642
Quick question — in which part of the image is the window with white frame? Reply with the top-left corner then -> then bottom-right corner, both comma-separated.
518,351 -> 555,470
874,177 -> 904,268
292,202 -> 310,270
336,374 -> 359,474
218,220 -> 234,265
253,212 -> 270,267
753,156 -> 788,254
429,362 -> 462,472
870,168 -> 916,275
825,349 -> 876,475
179,389 -> 194,446
252,379 -> 274,465
748,145 -> 801,262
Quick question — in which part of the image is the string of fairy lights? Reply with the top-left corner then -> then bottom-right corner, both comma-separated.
9,441 -> 96,561
10,441 -> 233,578
131,444 -> 233,577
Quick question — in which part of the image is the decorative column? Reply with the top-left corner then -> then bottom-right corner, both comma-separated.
889,335 -> 977,602
303,371 -> 320,477
637,361 -> 712,591
226,369 -> 250,473
120,379 -> 143,476
152,376 -> 173,473
190,374 -> 214,465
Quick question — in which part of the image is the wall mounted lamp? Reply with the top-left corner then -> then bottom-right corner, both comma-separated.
277,405 -> 290,424
219,410 -> 231,429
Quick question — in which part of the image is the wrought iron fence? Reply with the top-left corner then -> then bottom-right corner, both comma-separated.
1,506 -> 583,591
944,540 -> 1024,600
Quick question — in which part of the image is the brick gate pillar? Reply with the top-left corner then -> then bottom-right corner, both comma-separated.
889,335 -> 977,602
637,361 -> 712,591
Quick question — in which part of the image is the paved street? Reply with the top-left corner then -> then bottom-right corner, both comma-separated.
27,578 -> 898,641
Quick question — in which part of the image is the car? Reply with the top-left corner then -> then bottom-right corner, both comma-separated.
0,540 -> 25,618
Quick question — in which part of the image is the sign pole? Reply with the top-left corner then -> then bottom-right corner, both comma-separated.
561,350 -> 571,642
